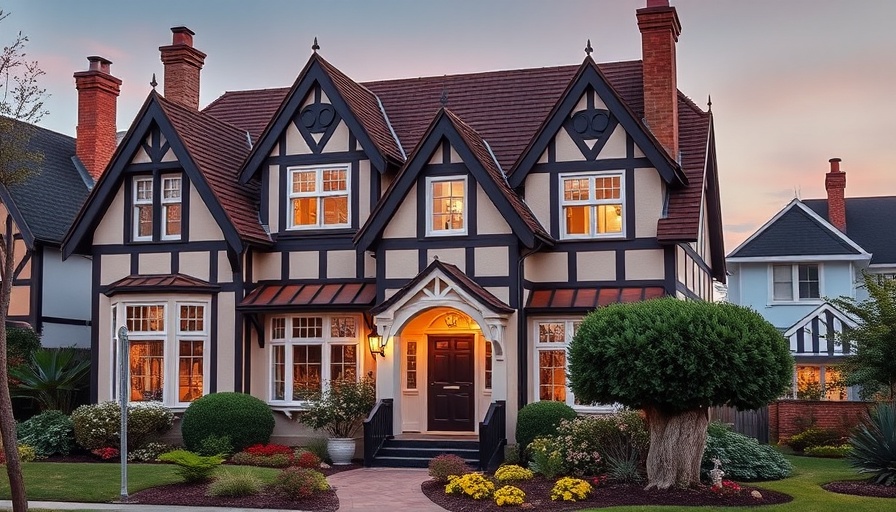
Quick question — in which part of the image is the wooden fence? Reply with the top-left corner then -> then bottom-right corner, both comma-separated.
709,405 -> 769,443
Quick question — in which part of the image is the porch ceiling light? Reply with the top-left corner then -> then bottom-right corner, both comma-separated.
367,328 -> 384,357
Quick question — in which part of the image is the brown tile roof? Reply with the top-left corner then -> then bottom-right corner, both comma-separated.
203,59 -> 710,243
526,286 -> 666,311
157,95 -> 271,245
371,260 -> 513,315
104,273 -> 219,296
442,109 -> 551,243
238,282 -> 377,311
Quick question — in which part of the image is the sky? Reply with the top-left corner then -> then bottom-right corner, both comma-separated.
4,0 -> 895,253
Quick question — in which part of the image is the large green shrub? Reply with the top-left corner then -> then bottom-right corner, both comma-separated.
515,401 -> 576,458
70,401 -> 174,450
847,402 -> 896,486
181,392 -> 274,452
701,422 -> 792,481
15,410 -> 75,457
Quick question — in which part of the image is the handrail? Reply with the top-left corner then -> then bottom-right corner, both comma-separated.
362,398 -> 393,467
478,400 -> 506,471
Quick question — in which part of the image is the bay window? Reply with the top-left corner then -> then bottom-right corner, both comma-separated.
287,165 -> 350,229
269,314 -> 361,404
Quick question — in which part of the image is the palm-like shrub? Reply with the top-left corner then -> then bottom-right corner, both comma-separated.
10,347 -> 89,413
847,403 -> 896,486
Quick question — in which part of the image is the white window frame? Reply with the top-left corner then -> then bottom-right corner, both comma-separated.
558,171 -> 625,240
426,175 -> 467,236
286,165 -> 351,230
161,175 -> 182,240
111,299 -> 210,408
132,177 -> 154,242
769,263 -> 823,303
267,314 -> 362,405
531,318 -> 614,412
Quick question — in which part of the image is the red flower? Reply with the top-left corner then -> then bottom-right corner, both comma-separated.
244,443 -> 293,456
91,447 -> 120,460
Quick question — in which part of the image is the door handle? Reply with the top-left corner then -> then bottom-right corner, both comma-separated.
443,385 -> 460,390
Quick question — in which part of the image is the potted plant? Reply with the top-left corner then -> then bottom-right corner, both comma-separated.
299,377 -> 376,465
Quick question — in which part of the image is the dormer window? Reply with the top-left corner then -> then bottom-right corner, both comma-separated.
427,176 -> 467,236
560,172 -> 624,239
132,174 -> 182,242
288,165 -> 350,230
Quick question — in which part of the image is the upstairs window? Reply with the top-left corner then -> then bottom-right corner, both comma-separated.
427,176 -> 467,236
560,172 -> 624,239
132,175 -> 182,242
288,165 -> 350,229
772,264 -> 821,301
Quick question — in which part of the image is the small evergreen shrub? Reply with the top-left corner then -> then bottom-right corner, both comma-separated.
550,477 -> 592,502
159,449 -> 225,483
198,434 -> 233,457
494,485 -> 525,506
785,427 -> 844,453
128,442 -> 172,462
71,401 -> 173,450
445,473 -> 495,500
273,467 -> 330,499
181,393 -> 274,453
494,464 -> 534,483
207,468 -> 263,497
515,401 -> 576,459
847,402 -> 896,486
16,410 -> 75,457
230,451 -> 293,468
429,454 -> 471,482
701,422 -> 792,481
804,445 -> 852,458
17,445 -> 37,462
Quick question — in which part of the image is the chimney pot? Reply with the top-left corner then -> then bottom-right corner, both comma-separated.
829,157 -> 842,172
170,26 -> 195,46
646,0 -> 669,7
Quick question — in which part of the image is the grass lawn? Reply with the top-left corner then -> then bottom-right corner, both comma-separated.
581,455 -> 894,511
0,462 -> 280,503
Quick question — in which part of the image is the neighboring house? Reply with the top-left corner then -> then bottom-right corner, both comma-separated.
727,158 -> 896,401
0,117 -> 94,348
63,1 -> 724,449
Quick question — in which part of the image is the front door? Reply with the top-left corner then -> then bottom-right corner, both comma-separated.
427,335 -> 475,431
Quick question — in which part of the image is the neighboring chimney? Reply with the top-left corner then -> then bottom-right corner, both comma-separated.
159,26 -> 206,110
825,157 -> 847,232
73,56 -> 122,182
637,0 -> 681,159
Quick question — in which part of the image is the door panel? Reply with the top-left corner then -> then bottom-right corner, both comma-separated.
428,335 -> 475,431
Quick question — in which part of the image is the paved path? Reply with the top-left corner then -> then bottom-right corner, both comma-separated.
1,468 -> 446,512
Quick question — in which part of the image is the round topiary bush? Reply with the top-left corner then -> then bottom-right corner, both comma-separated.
181,392 -> 274,452
515,401 -> 577,457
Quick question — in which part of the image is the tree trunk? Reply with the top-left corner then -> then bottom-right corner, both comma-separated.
643,405 -> 709,490
0,215 -> 28,511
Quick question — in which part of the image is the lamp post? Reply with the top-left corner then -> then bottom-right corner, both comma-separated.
117,325 -> 129,502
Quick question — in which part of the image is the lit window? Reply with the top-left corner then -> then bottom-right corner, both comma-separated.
268,315 -> 361,404
427,176 -> 466,235
115,301 -> 208,405
287,166 -> 350,229
560,172 -> 624,238
772,264 -> 820,301
484,341 -> 492,390
162,176 -> 182,239
132,175 -> 182,242
534,319 -> 608,409
406,341 -> 417,390
794,365 -> 847,401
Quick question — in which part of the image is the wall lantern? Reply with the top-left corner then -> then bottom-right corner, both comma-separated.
367,328 -> 385,357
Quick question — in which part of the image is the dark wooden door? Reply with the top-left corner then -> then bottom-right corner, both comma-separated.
428,335 -> 475,431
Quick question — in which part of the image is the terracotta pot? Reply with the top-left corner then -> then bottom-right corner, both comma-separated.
327,437 -> 356,465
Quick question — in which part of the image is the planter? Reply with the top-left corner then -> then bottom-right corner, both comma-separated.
327,437 -> 356,465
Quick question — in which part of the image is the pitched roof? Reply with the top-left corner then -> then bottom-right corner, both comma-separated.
727,199 -> 866,259
1,118 -> 90,246
156,96 -> 270,245
803,197 -> 896,265
204,59 -> 711,243
238,282 -> 377,311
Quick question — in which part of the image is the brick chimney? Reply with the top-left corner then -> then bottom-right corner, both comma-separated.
159,26 -> 206,109
825,157 -> 847,232
73,56 -> 122,182
637,0 -> 681,160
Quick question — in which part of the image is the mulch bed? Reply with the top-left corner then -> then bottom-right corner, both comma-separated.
422,478 -> 793,511
823,481 -> 896,498
129,481 -> 338,511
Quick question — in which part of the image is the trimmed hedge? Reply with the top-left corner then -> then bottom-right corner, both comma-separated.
515,401 -> 577,458
181,392 -> 274,452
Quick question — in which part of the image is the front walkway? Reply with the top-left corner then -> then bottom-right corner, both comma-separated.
327,467 -> 445,511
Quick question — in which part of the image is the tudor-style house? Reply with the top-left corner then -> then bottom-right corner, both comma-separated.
64,1 -> 724,465
727,158 -> 896,401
